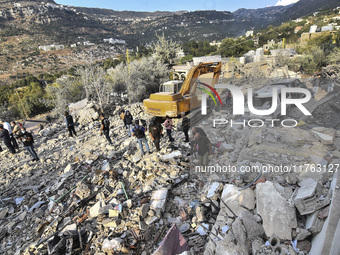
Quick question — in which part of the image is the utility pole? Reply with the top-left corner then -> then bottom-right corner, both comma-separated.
126,49 -> 130,75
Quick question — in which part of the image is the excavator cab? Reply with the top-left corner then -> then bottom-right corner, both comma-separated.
159,80 -> 183,93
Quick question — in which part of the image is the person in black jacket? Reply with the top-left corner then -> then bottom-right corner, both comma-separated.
0,124 -> 16,154
181,112 -> 190,142
149,117 -> 163,151
123,110 -> 133,137
18,128 -> 39,161
65,111 -> 77,137
100,114 -> 112,145
132,119 -> 151,156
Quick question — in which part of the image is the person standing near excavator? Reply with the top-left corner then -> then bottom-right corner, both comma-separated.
163,115 -> 174,142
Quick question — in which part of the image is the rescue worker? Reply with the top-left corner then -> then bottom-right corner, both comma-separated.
18,127 -> 39,161
124,110 -> 133,137
65,111 -> 77,137
194,129 -> 212,167
181,112 -> 190,142
0,124 -> 16,154
132,119 -> 151,156
149,117 -> 163,151
11,121 -> 22,136
100,114 -> 112,145
163,115 -> 174,142
0,120 -> 19,149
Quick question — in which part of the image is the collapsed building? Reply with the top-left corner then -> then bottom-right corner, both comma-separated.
0,70 -> 340,254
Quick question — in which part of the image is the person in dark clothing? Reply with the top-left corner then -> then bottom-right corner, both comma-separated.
65,111 -> 77,137
149,117 -> 163,151
123,110 -> 133,137
192,126 -> 207,137
18,128 -> 39,161
181,112 -> 190,142
132,119 -> 151,156
1,120 -> 19,149
100,114 -> 112,145
0,124 -> 16,154
190,126 -> 208,159
195,130 -> 212,167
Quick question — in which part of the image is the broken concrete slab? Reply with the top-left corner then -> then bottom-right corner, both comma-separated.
232,211 -> 265,247
150,188 -> 168,212
292,178 -> 330,215
311,127 -> 336,145
221,184 -> 255,215
256,181 -> 297,240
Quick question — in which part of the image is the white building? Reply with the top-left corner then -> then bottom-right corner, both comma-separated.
245,30 -> 254,37
83,41 -> 95,46
38,44 -> 64,51
103,38 -> 126,45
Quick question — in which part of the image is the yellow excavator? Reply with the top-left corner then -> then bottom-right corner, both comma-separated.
143,61 -> 222,117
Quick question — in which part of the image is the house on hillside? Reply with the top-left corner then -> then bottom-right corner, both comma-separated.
38,44 -> 64,51
293,18 -> 304,23
245,30 -> 254,37
294,26 -> 303,33
263,40 -> 275,53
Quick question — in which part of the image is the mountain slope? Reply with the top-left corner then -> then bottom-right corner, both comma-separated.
276,0 -> 340,23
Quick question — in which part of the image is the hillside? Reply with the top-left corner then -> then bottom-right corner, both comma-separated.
276,0 -> 340,24
0,0 -> 338,83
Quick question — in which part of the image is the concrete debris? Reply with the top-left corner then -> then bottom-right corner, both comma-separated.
311,127 -> 336,145
0,97 -> 339,255
292,178 -> 331,215
256,181 -> 297,240
221,184 -> 255,215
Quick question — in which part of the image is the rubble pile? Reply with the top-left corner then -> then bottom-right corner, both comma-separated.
0,100 -> 339,255
193,109 -> 340,255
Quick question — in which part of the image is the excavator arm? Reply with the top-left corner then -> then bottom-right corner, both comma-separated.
179,62 -> 222,96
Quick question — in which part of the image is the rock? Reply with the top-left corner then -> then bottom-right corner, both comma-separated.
140,204 -> 149,219
221,184 -> 255,215
132,156 -> 141,163
206,182 -> 223,199
102,160 -> 111,171
102,238 -> 122,250
220,143 -> 234,152
296,228 -> 311,241
109,209 -> 119,218
162,151 -> 182,161
232,211 -> 265,247
0,207 -> 9,219
305,211 -> 324,235
196,206 -> 206,222
90,200 -> 105,218
63,163 -> 72,173
310,127 -> 336,145
292,178 -> 330,215
74,183 -> 90,199
256,181 -> 297,240
145,216 -> 158,225
150,188 -> 168,212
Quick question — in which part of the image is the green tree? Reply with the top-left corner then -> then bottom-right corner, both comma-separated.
153,34 -> 180,66
108,57 -> 169,103
327,47 -> 340,65
45,76 -> 85,114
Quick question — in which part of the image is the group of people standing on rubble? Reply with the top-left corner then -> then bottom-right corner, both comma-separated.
116,109 -> 189,156
1,109 -> 212,166
115,109 -> 211,165
0,120 -> 39,162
